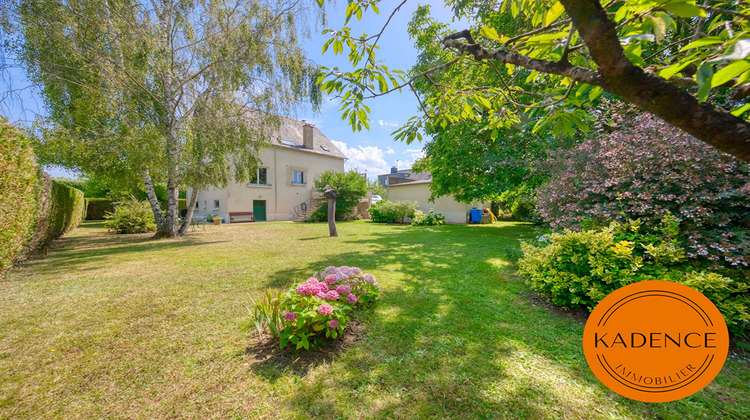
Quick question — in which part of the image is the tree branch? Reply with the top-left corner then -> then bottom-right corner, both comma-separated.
442,30 -> 603,87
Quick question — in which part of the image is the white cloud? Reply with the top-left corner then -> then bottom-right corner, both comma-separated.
378,119 -> 399,128
386,147 -> 395,155
331,140 -> 392,178
400,147 -> 426,168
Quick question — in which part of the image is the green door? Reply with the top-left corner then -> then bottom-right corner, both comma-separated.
253,200 -> 266,221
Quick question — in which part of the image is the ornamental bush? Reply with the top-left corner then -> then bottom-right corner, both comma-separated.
309,170 -> 369,221
536,112 -> 750,273
369,200 -> 418,223
104,198 -> 157,234
411,209 -> 445,226
251,265 -> 380,350
518,217 -> 749,335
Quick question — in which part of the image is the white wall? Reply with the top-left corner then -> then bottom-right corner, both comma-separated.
386,182 -> 487,224
193,146 -> 345,222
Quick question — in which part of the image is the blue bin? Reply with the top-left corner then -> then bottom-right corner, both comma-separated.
470,209 -> 483,223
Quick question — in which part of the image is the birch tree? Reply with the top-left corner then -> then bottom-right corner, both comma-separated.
2,0 -> 322,236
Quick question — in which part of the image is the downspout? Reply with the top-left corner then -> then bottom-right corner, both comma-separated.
274,147 -> 278,221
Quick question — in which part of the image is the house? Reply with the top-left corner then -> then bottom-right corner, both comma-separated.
377,166 -> 431,188
191,117 -> 346,222
384,173 -> 488,224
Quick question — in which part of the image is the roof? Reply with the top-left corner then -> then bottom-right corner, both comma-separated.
241,111 -> 346,160
388,179 -> 432,186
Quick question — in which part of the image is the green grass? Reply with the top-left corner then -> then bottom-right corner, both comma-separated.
1,221 -> 748,418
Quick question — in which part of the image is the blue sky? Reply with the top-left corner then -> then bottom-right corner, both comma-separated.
1,1 -> 467,180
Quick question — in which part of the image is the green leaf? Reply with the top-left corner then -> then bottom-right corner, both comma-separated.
480,26 -> 501,42
662,2 -> 706,18
730,103 -> 750,117
711,60 -> 750,87
650,16 -> 667,44
588,86 -> 603,101
696,63 -> 714,102
680,37 -> 724,51
527,32 -> 568,43
545,2 -> 565,26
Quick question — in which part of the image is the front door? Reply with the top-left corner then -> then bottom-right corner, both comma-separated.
253,200 -> 266,221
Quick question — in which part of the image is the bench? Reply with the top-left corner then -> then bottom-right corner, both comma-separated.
229,212 -> 255,223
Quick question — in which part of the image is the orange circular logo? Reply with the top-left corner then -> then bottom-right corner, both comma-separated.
583,280 -> 728,403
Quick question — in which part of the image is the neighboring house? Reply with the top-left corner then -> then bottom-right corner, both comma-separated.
191,117 -> 346,222
377,166 -> 431,188
385,177 -> 488,224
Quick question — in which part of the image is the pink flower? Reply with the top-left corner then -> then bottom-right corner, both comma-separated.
362,273 -> 376,284
335,285 -> 351,295
347,293 -> 357,303
313,282 -> 329,293
336,272 -> 349,282
324,274 -> 339,284
328,320 -> 339,329
352,267 -> 363,276
315,292 -> 327,299
296,284 -> 312,295
325,290 -> 340,300
317,303 -> 333,316
284,312 -> 297,321
305,277 -> 318,285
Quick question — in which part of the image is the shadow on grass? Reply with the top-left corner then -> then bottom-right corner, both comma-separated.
249,223 -> 627,418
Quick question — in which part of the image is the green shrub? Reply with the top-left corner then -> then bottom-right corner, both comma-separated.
369,200 -> 418,223
104,198 -> 157,234
411,209 -> 445,226
308,170 -> 369,221
85,198 -> 115,220
0,120 -> 41,272
518,217 -> 749,335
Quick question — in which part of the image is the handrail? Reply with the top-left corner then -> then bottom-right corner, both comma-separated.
293,192 -> 323,219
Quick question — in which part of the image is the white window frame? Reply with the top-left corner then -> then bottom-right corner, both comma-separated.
249,167 -> 269,186
292,170 -> 305,185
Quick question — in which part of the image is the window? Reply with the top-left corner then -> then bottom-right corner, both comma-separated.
195,201 -> 199,209
213,200 -> 220,209
292,170 -> 305,185
249,167 -> 268,185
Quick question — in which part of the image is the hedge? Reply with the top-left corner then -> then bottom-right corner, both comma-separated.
0,120 -> 85,273
0,120 -> 40,272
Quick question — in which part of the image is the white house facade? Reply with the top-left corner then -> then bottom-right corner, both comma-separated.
191,117 -> 346,222
386,179 -> 488,224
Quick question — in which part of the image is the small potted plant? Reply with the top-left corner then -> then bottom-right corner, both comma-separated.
213,214 -> 222,225
205,214 -> 214,223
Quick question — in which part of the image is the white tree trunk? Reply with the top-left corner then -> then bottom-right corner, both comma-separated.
178,187 -> 199,235
142,170 -> 166,229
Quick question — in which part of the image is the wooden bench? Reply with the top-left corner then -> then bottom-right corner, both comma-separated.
229,212 -> 255,223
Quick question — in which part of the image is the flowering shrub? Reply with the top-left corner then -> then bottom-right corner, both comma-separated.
518,218 -> 749,335
261,265 -> 380,350
411,209 -> 446,226
536,113 -> 750,273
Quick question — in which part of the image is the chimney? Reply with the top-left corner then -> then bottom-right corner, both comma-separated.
390,165 -> 397,174
303,122 -> 314,149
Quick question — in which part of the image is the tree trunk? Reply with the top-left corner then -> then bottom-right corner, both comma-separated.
142,170 -> 165,229
178,187 -> 199,235
327,197 -> 338,237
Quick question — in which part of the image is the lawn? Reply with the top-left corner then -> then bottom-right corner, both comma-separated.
1,221 -> 748,419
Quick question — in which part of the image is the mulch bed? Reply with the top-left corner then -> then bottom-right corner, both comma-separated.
245,319 -> 367,369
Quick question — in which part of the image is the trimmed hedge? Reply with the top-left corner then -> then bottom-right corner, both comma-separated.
0,120 -> 85,273
0,120 -> 40,272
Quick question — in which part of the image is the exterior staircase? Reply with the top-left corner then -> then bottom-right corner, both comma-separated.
292,193 -> 323,222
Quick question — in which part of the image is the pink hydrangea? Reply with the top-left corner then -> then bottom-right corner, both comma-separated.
314,282 -> 329,293
362,273 -> 376,284
347,293 -> 357,303
325,290 -> 340,300
315,291 -> 327,299
335,284 -> 351,295
328,320 -> 339,329
324,274 -> 339,284
324,266 -> 338,275
317,302 -> 333,316
296,284 -> 312,295
305,277 -> 318,285
352,267 -> 363,276
284,312 -> 297,321
336,272 -> 349,282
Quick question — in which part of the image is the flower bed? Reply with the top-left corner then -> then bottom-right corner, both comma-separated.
251,266 -> 380,350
